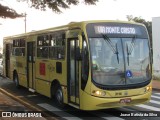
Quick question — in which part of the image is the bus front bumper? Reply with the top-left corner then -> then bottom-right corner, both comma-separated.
80,91 -> 151,110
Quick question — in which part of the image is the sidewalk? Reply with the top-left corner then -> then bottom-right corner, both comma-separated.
0,90 -> 47,120
152,80 -> 160,91
0,91 -> 26,111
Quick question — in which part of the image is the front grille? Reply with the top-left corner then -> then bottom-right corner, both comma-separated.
96,98 -> 148,108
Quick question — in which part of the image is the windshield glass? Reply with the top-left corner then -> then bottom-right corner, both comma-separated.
89,37 -> 151,86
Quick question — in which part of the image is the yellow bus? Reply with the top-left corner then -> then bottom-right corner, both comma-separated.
3,20 -> 152,110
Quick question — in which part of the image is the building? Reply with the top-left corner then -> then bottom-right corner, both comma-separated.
152,17 -> 160,78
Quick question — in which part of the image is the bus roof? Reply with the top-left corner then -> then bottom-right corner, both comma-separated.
3,20 -> 145,40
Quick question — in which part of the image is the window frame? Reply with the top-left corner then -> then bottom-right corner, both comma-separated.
12,38 -> 26,56
37,31 -> 66,59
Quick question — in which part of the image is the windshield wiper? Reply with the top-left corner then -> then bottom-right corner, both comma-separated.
102,34 -> 119,64
126,43 -> 130,66
129,36 -> 136,54
126,36 -> 136,66
115,43 -> 119,64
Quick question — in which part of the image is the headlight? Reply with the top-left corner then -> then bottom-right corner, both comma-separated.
145,86 -> 152,92
92,90 -> 106,96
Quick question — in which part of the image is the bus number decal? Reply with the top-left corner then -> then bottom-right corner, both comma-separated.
39,63 -> 46,76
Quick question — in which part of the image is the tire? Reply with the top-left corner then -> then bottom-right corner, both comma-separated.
13,73 -> 20,88
55,86 -> 65,108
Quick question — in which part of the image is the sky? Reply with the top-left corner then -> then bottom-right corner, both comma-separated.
0,0 -> 160,48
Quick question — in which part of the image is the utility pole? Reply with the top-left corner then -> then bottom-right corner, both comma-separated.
24,13 -> 27,33
0,23 -> 2,54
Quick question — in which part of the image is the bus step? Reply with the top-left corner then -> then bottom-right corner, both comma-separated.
68,103 -> 79,109
29,88 -> 35,93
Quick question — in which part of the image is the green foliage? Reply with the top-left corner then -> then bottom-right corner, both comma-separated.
126,15 -> 153,57
0,0 -> 98,18
17,0 -> 99,13
126,15 -> 152,41
153,75 -> 160,81
0,53 -> 2,58
0,4 -> 23,19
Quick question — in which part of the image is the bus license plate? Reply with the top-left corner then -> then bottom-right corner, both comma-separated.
120,98 -> 131,103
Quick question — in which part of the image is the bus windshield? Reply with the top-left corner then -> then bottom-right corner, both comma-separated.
89,37 -> 151,86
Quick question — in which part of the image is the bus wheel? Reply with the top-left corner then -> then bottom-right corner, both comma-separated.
13,74 -> 20,88
55,86 -> 65,108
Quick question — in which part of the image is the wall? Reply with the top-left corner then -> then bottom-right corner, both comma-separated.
152,17 -> 160,78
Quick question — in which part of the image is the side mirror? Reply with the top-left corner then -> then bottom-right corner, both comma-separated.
76,47 -> 81,61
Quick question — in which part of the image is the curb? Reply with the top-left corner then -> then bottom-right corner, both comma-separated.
152,88 -> 160,92
0,88 -> 57,120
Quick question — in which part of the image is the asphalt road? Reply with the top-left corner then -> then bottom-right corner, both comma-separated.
0,76 -> 160,120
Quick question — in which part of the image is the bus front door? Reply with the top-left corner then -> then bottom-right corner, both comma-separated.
27,42 -> 35,91
68,39 -> 80,106
5,44 -> 11,77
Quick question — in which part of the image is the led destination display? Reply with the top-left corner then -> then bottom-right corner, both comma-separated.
86,22 -> 148,38
94,26 -> 136,34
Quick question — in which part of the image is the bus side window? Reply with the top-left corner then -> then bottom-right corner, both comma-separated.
12,39 -> 25,57
49,33 -> 65,59
37,35 -> 49,58
81,40 -> 89,90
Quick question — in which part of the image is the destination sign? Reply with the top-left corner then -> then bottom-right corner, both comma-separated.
86,22 -> 148,38
94,26 -> 136,34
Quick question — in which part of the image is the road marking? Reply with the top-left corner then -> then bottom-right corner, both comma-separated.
150,100 -> 160,105
136,104 -> 160,111
117,107 -> 135,112
38,103 -> 82,120
154,93 -> 160,95
27,94 -> 38,97
151,95 -> 160,99
89,111 -> 125,120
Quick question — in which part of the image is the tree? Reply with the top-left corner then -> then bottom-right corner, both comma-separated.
0,3 -> 23,18
0,0 -> 98,19
126,15 -> 152,41
126,15 -> 153,61
17,0 -> 98,13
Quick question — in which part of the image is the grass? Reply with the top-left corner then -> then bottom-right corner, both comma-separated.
153,75 -> 160,81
